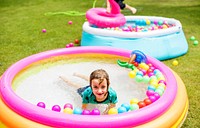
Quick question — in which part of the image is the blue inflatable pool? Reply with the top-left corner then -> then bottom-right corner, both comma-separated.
81,16 -> 188,60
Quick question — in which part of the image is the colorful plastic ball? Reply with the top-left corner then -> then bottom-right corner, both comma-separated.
190,36 -> 195,41
158,20 -> 163,25
149,96 -> 157,102
73,108 -> 82,115
143,76 -> 150,83
74,39 -> 80,44
146,90 -> 155,96
172,60 -> 179,66
130,98 -> 139,104
154,92 -> 161,100
52,105 -> 61,112
193,40 -> 198,46
42,29 -> 46,33
108,108 -> 118,115
90,108 -> 100,115
68,21 -> 73,24
146,19 -> 151,25
82,109 -> 90,115
121,103 -> 130,111
155,88 -> 164,96
144,98 -> 152,105
63,108 -> 73,114
64,103 -> 73,109
128,71 -> 136,78
147,85 -> 156,91
135,75 -> 143,82
138,101 -> 146,108
118,106 -> 127,113
69,43 -> 74,47
66,44 -> 70,48
130,104 -> 139,111
37,102 -> 46,108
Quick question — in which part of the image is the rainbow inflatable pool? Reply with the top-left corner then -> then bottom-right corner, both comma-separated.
0,47 -> 188,127
81,16 -> 188,60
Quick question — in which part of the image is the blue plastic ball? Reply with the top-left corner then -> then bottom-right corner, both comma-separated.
118,106 -> 127,113
73,108 -> 82,115
121,103 -> 130,111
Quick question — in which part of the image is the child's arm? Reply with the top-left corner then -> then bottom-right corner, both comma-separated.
73,73 -> 89,81
59,76 -> 81,88
106,0 -> 111,13
103,103 -> 116,115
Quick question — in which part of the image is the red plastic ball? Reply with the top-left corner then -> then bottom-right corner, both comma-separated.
74,39 -> 79,44
144,98 -> 152,105
138,101 -> 146,108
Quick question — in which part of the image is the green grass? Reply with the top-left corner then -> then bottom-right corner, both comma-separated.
0,0 -> 200,127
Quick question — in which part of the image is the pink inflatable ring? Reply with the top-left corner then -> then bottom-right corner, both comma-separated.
86,8 -> 126,28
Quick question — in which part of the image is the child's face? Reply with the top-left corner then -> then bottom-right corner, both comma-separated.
91,78 -> 108,101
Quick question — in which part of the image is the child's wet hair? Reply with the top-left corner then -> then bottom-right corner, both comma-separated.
89,69 -> 110,86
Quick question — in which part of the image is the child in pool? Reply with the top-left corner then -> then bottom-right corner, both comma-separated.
60,69 -> 117,114
106,0 -> 137,14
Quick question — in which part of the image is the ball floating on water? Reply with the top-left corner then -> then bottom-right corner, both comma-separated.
172,60 -> 179,66
73,108 -> 82,115
130,104 -> 139,111
108,108 -> 118,115
130,98 -> 139,104
64,103 -> 73,109
193,40 -> 198,46
118,106 -> 127,113
121,103 -> 130,111
82,109 -> 90,115
128,71 -> 136,78
63,108 -> 73,114
42,29 -> 46,33
37,102 -> 46,108
90,108 -> 100,115
52,105 -> 61,112
138,101 -> 146,108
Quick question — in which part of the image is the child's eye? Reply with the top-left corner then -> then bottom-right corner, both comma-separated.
101,86 -> 106,89
93,86 -> 98,89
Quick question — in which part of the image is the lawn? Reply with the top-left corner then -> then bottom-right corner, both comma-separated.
0,0 -> 200,127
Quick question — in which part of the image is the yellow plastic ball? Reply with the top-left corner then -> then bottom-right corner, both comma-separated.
146,19 -> 151,25
130,98 -> 139,105
128,71 -> 136,78
63,108 -> 73,114
172,60 -> 179,66
108,108 -> 118,115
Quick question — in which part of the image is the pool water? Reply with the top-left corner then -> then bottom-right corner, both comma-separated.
13,57 -> 148,114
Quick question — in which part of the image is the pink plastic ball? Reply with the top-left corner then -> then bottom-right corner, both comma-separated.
68,21 -> 73,25
82,109 -> 90,115
149,96 -> 157,102
42,29 -> 46,33
64,103 -> 73,109
52,105 -> 61,112
90,108 -> 100,115
146,90 -> 155,97
69,43 -> 74,47
65,44 -> 70,48
154,92 -> 161,100
37,102 -> 46,108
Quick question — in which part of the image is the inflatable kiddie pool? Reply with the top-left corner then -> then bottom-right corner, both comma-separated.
81,16 -> 188,60
0,47 -> 188,127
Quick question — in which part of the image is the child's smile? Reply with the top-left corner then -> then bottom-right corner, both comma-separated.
91,78 -> 108,102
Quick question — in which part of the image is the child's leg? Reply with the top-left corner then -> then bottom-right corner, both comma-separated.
125,4 -> 137,14
59,76 -> 82,88
73,73 -> 89,81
